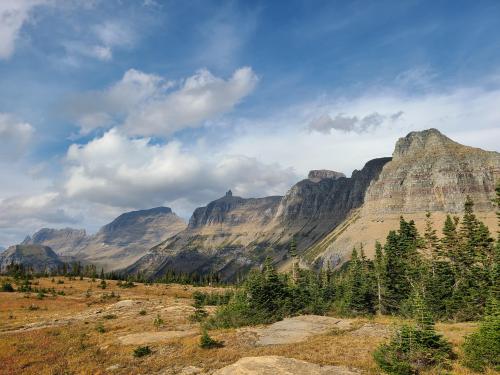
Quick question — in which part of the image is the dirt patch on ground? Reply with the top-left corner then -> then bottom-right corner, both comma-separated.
212,356 -> 361,374
117,330 -> 197,345
349,323 -> 391,338
244,315 -> 353,346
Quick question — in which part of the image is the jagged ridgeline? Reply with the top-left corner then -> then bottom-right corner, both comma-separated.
126,129 -> 499,281
14,207 -> 187,272
6,129 -> 499,281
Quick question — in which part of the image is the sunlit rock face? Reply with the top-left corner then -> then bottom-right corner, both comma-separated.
364,128 -> 500,214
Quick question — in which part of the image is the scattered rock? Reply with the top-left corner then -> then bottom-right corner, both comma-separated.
112,300 -> 137,309
179,366 -> 203,374
117,330 -> 197,345
249,315 -> 352,346
213,356 -> 360,374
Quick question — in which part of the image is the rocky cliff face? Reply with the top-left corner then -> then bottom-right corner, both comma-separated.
22,207 -> 186,271
276,158 -> 391,248
126,195 -> 283,280
364,129 -> 500,214
22,228 -> 87,255
188,193 -> 281,229
308,170 -> 346,182
126,158 -> 390,281
309,128 -> 500,268
0,244 -> 63,273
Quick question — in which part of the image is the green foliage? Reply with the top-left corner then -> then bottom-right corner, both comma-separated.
133,345 -> 152,357
192,290 -> 233,308
374,294 -> 453,374
462,298 -> 500,371
1,282 -> 14,292
153,313 -> 164,328
374,324 -> 453,375
117,280 -> 135,288
338,246 -> 376,315
95,323 -> 105,333
139,309 -> 147,316
199,328 -> 223,349
189,307 -> 209,322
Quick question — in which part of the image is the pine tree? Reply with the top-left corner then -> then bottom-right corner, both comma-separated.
342,247 -> 375,315
441,214 -> 459,261
374,241 -> 385,315
289,236 -> 299,283
448,196 -> 494,320
382,218 -> 423,314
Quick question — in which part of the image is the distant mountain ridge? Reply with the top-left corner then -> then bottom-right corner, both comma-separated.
126,157 -> 390,280
305,128 -> 500,267
126,129 -> 499,281
22,207 -> 186,271
0,244 -> 63,273
9,129 -> 500,280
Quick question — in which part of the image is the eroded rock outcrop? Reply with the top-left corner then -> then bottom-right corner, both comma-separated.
309,128 -> 500,266
364,128 -> 499,213
126,158 -> 389,280
308,170 -> 346,182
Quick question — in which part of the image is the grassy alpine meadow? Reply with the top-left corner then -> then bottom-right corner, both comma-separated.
0,275 -> 493,375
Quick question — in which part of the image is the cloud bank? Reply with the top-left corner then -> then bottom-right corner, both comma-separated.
64,128 -> 296,209
68,67 -> 258,136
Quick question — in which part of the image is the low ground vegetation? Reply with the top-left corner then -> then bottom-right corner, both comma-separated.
0,187 -> 498,374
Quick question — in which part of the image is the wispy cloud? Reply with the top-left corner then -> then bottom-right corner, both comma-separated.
0,113 -> 35,160
0,0 -> 50,59
308,111 -> 403,134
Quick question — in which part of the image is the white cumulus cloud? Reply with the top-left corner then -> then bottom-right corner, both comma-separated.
64,128 -> 296,209
68,67 -> 258,136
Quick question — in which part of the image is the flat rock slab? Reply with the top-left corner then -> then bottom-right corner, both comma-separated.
252,315 -> 352,346
213,356 -> 360,375
109,300 -> 140,309
117,330 -> 197,345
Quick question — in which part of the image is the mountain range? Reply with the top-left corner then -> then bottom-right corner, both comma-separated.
3,129 -> 499,280
17,207 -> 186,271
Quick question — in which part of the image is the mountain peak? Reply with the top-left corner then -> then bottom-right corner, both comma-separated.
393,128 -> 457,159
308,170 -> 346,182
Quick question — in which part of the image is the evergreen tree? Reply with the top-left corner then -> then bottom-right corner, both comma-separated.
374,241 -> 386,315
382,218 -> 422,314
441,214 -> 459,259
443,196 -> 495,320
341,247 -> 375,315
462,297 -> 500,371
289,236 -> 299,283
421,212 -> 454,318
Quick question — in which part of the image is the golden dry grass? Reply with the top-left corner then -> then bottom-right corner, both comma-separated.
0,276 -> 496,375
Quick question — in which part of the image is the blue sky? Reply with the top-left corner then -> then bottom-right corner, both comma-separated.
1,0 -> 500,247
